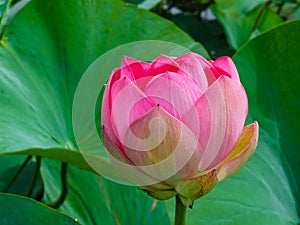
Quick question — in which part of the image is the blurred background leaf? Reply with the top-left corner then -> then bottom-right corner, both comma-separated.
124,0 -> 299,55
0,0 -> 11,33
170,14 -> 234,58
0,0 -> 299,224
270,0 -> 300,20
125,0 -> 163,10
210,0 -> 283,49
0,0 -> 9,21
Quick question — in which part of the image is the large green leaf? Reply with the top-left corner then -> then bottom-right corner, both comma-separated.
0,193 -> 80,225
165,20 -> 300,225
233,20 -> 300,204
0,0 -> 208,169
40,158 -> 169,225
211,0 -> 283,49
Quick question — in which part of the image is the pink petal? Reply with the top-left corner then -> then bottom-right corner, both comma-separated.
102,127 -> 131,164
144,55 -> 179,77
110,77 -> 155,146
124,105 -> 180,166
188,76 -> 248,170
165,141 -> 203,184
213,56 -> 240,83
129,97 -> 155,124
176,52 -> 221,91
101,69 -> 123,150
182,94 -> 211,154
121,56 -> 149,81
216,122 -> 259,181
135,76 -> 154,92
144,72 -> 202,120
123,105 -> 200,181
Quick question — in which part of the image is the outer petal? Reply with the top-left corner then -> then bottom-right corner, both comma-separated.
124,105 -> 186,165
123,105 -> 199,181
176,52 -> 221,91
216,122 -> 259,181
144,72 -> 202,119
189,76 -> 248,170
101,69 -> 122,150
212,56 -> 240,83
102,127 -> 131,164
110,77 -> 155,145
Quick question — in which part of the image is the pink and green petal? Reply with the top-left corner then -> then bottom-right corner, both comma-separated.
123,105 -> 199,183
198,76 -> 248,170
216,122 -> 259,181
123,105 -> 182,166
102,127 -> 130,164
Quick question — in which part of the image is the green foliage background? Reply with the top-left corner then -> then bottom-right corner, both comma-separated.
0,0 -> 299,224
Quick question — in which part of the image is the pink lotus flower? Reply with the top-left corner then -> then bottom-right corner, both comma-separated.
102,52 -> 258,205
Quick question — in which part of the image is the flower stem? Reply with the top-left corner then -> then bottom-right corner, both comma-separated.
2,155 -> 32,192
47,162 -> 68,208
251,0 -> 272,32
175,195 -> 187,225
26,156 -> 41,197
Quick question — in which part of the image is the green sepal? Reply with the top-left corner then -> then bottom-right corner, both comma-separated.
175,169 -> 218,208
178,195 -> 194,209
140,188 -> 177,200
